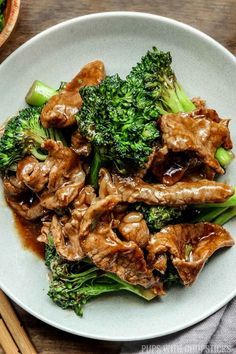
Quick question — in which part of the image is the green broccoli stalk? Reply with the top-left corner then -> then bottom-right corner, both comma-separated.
192,188 -> 236,225
45,244 -> 157,316
25,80 -> 57,107
134,203 -> 184,232
0,107 -> 66,171
213,207 -> 236,225
215,147 -> 234,168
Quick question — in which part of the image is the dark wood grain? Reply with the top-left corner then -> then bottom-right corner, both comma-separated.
0,1 -> 235,353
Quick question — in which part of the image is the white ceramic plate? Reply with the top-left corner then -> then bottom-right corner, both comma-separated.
0,12 -> 236,341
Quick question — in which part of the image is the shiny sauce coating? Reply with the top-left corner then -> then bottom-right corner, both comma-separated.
13,212 -> 44,259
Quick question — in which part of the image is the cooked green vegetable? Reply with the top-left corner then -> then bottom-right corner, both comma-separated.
0,0 -> 6,32
213,207 -> 236,225
24,47 -> 233,186
0,107 -> 66,170
77,73 -> 160,187
126,47 -> 196,114
76,47 -> 199,187
193,188 -> 236,225
45,244 -> 156,316
215,147 -> 234,168
25,80 -> 57,107
134,203 -> 183,232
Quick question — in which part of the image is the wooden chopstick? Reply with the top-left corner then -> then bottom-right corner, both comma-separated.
0,290 -> 37,354
0,319 -> 19,354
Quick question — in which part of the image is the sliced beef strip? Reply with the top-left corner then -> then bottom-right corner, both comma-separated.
38,186 -> 96,260
79,195 -> 122,237
40,60 -> 105,128
147,223 -> 234,285
6,197 -> 47,220
151,151 -> 201,186
99,168 -> 119,199
118,212 -> 150,248
49,214 -> 85,261
80,221 -> 164,292
42,140 -> 84,192
3,175 -> 27,196
16,156 -> 53,193
15,140 -> 84,194
5,140 -> 86,218
99,169 -> 234,205
71,130 -> 92,157
32,140 -> 85,210
160,111 -> 232,174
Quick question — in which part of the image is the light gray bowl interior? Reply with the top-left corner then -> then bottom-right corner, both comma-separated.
0,12 -> 235,341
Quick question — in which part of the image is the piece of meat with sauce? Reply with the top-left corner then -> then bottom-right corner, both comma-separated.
80,221 -> 163,293
49,215 -> 85,261
160,110 -> 232,174
38,186 -> 96,260
99,168 -> 234,205
71,130 -> 92,157
15,140 -> 84,194
118,212 -> 150,248
5,140 -> 86,218
6,197 -> 47,220
79,195 -> 122,237
16,156 -> 53,193
3,175 -> 27,196
40,60 -> 105,128
151,150 -> 202,186
38,140 -> 86,210
147,223 -> 234,285
42,140 -> 85,192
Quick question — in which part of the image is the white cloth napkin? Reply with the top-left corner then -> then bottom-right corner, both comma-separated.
121,297 -> 236,354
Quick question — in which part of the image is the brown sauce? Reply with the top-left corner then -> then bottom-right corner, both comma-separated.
13,212 -> 44,259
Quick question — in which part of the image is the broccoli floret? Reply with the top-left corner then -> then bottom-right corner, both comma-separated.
127,46 -> 196,114
0,107 -> 66,171
76,47 -> 197,187
45,244 -> 156,316
77,73 -> 160,187
135,203 -> 184,232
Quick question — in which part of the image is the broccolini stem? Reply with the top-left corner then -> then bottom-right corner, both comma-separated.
215,147 -> 234,168
193,207 -> 228,223
88,148 -> 102,189
31,147 -> 47,161
213,206 -> 236,226
104,273 -> 156,300
175,83 -> 196,112
25,80 -> 57,107
162,88 -> 185,113
48,128 -> 67,146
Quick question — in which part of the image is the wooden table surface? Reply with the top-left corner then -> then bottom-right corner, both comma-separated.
0,0 -> 235,353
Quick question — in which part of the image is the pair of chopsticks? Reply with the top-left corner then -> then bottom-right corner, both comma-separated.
0,290 -> 37,354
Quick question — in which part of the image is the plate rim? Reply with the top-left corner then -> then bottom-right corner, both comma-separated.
0,11 -> 236,341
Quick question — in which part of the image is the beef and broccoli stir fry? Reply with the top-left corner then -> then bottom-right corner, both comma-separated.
0,47 -> 235,316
